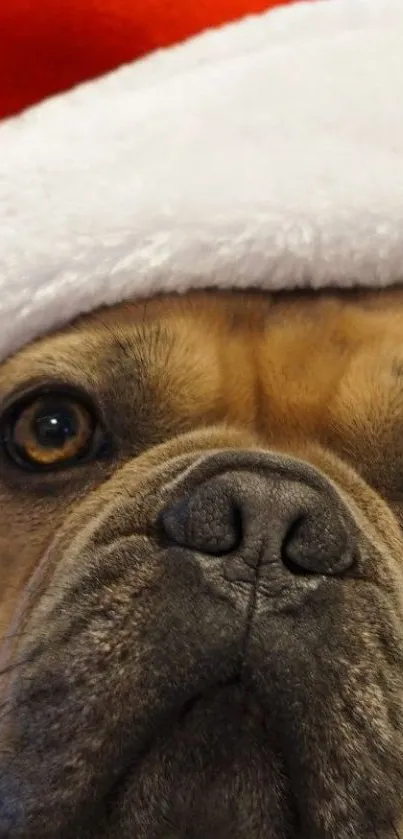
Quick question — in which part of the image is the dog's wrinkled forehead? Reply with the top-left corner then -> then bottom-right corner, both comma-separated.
2,288 -> 403,465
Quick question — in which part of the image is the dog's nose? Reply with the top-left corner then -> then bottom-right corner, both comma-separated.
160,468 -> 354,577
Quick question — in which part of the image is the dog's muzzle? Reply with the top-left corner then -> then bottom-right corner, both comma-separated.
2,449 -> 401,839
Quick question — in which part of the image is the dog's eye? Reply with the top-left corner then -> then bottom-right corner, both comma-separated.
3,393 -> 100,470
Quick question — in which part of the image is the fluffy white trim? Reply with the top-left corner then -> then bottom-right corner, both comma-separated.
0,0 -> 403,361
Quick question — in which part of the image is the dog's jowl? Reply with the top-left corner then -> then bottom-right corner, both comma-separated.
0,289 -> 403,839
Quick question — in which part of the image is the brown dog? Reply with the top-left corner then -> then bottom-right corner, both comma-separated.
1,288 -> 403,839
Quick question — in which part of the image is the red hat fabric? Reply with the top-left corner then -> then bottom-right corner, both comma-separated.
0,0 -> 293,120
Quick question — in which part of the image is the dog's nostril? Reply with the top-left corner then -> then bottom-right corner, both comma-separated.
281,516 -> 313,576
281,508 -> 354,576
160,490 -> 243,557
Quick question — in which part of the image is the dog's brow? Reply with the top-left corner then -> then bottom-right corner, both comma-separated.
98,318 -> 134,360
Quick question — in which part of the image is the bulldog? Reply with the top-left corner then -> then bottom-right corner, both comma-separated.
0,288 -> 403,839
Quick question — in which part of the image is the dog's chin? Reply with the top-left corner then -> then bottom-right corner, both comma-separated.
86,682 -> 294,839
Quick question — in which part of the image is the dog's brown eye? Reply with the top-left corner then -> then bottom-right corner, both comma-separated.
5,395 -> 98,469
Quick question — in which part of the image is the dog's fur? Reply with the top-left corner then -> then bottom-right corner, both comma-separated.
1,288 -> 403,839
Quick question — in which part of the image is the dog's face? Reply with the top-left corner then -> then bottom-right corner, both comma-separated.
1,289 -> 403,839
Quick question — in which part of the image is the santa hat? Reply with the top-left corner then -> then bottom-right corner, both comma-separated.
0,0 -> 402,364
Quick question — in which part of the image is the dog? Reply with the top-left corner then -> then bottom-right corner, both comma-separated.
0,287 -> 403,839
